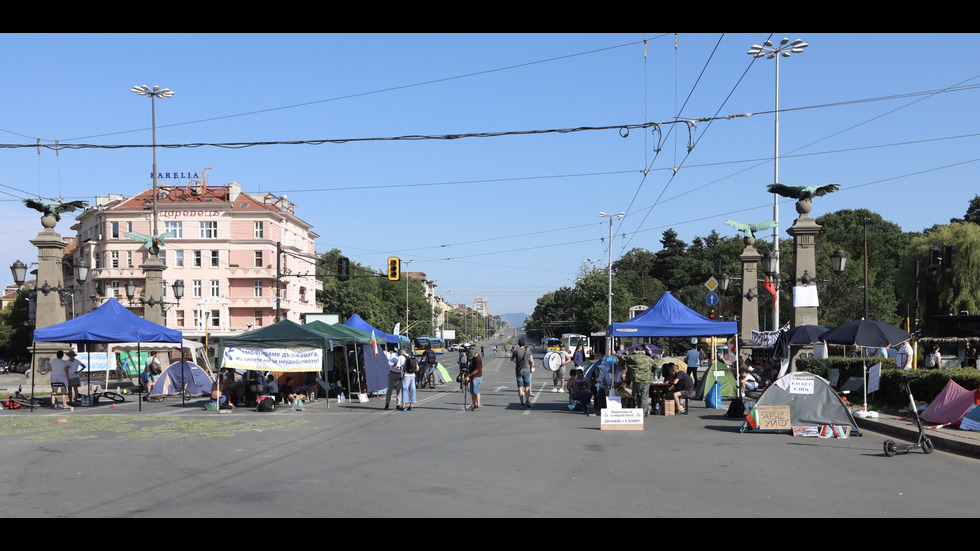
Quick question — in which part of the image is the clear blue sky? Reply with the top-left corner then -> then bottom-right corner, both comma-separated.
1,33 -> 977,318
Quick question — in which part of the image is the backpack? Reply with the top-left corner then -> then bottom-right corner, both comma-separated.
4,397 -> 21,410
257,397 -> 275,412
726,398 -> 746,418
404,355 -> 417,374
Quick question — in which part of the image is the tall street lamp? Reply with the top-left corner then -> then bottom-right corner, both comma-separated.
748,37 -> 807,330
599,211 -> 625,355
130,85 -> 175,242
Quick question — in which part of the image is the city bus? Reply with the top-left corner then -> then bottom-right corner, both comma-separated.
561,333 -> 591,357
545,337 -> 562,352
414,337 -> 446,356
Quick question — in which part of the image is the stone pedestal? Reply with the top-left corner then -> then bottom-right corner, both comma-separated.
140,254 -> 167,326
739,238 -> 762,344
786,200 -> 821,328
28,219 -> 69,380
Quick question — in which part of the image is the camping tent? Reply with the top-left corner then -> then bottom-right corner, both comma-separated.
606,292 -> 738,337
695,361 -> 738,400
31,298 -> 183,410
921,379 -> 980,427
150,361 -> 213,397
741,371 -> 862,435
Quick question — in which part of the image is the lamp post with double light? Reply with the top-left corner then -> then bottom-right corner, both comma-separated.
747,38 -> 807,330
599,211 -> 625,355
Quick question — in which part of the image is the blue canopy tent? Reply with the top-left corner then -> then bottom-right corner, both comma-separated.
606,292 -> 738,338
344,313 -> 400,345
31,298 -> 184,410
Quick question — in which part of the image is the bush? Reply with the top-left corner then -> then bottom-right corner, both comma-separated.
795,357 -> 980,407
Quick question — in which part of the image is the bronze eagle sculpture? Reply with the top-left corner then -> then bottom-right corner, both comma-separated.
723,219 -> 778,239
766,183 -> 840,200
23,198 -> 89,222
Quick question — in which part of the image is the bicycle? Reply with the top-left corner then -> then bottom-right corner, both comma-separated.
77,385 -> 127,405
9,386 -> 47,408
418,362 -> 438,389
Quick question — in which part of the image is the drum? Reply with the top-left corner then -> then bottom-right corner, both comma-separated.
543,351 -> 562,372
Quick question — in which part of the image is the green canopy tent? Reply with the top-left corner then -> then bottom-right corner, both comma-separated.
217,319 -> 338,408
305,320 -> 371,397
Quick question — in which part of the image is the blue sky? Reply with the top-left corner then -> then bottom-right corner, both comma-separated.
1,33 -> 978,317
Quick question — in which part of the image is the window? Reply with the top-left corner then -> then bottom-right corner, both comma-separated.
192,310 -> 200,327
126,251 -> 133,267
160,250 -> 167,266
95,253 -> 102,269
254,310 -> 263,327
192,280 -> 202,298
174,250 -> 184,267
193,250 -> 202,268
200,221 -> 218,239
164,221 -> 182,239
110,280 -> 119,297
110,251 -> 119,269
210,280 -> 220,297
210,250 -> 220,267
111,221 -> 119,239
211,310 -> 220,328
175,310 -> 185,327
253,280 -> 263,297
254,221 -> 264,238
254,250 -> 263,267
127,221 -> 133,233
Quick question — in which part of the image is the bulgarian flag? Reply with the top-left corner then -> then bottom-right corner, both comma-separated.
764,276 -> 777,311
370,330 -> 378,358
745,407 -> 760,430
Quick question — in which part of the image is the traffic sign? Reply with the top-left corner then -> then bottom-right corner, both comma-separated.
706,292 -> 719,306
705,276 -> 719,292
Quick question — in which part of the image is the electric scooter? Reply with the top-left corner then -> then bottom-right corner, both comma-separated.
883,376 -> 934,456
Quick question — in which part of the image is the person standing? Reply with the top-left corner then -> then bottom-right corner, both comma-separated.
511,337 -> 534,408
875,344 -> 890,359
624,349 -> 655,416
65,349 -> 86,404
48,350 -> 71,410
386,348 -> 405,410
466,350 -> 483,411
402,349 -> 418,411
925,344 -> 942,369
897,340 -> 914,370
551,347 -> 572,393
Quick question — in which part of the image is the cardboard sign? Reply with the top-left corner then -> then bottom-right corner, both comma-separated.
758,405 -> 792,431
600,408 -> 644,431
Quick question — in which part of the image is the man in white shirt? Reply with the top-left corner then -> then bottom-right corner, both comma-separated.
897,340 -> 914,370
385,349 -> 406,410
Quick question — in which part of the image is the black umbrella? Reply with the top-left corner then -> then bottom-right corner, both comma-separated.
818,319 -> 910,348
785,324 -> 828,346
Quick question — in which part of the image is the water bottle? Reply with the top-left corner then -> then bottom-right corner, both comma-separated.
338,392 -> 346,404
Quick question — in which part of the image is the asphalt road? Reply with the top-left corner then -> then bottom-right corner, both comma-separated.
1,338 -> 977,518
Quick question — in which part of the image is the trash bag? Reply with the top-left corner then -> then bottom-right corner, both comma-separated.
705,381 -> 722,409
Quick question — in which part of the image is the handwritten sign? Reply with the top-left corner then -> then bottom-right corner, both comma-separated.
757,405 -> 792,431
600,408 -> 644,431
789,376 -> 815,395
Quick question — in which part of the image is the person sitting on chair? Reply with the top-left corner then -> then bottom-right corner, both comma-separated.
568,368 -> 594,414
664,362 -> 695,414
265,374 -> 280,403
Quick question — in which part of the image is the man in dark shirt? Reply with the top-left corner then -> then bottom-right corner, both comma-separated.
465,351 -> 483,411
664,362 -> 695,414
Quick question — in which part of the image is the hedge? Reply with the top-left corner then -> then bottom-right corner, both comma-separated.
794,357 -> 980,406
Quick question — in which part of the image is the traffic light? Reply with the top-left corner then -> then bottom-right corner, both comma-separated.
708,308 -> 715,319
943,243 -> 955,272
930,246 -> 941,268
338,256 -> 350,281
387,257 -> 400,281
913,318 -> 923,336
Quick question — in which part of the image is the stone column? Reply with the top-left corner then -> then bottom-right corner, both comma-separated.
140,254 -> 167,326
28,215 -> 69,384
786,199 -> 822,328
739,237 -> 762,343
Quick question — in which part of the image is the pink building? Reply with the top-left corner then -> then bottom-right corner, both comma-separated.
69,181 -> 321,339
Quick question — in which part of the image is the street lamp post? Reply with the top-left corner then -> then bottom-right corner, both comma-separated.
599,211 -> 625,355
748,38 -> 807,330
131,85 -> 174,325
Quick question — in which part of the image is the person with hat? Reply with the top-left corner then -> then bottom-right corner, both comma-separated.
65,349 -> 86,404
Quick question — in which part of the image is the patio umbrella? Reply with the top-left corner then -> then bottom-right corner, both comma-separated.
626,343 -> 661,356
819,319 -> 910,348
818,319 -> 911,415
785,324 -> 828,346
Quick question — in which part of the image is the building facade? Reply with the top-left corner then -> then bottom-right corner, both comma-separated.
68,182 -> 321,340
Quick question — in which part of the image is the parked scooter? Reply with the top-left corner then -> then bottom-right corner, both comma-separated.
883,376 -> 935,456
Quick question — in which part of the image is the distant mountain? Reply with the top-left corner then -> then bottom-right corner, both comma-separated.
500,312 -> 527,328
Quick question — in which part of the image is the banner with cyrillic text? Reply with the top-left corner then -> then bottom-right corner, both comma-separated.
222,347 -> 322,372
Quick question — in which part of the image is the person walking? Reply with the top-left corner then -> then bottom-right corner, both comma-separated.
466,350 -> 483,411
511,337 -> 534,408
386,348 -> 406,410
402,350 -> 418,411
551,347 -> 571,393
65,349 -> 86,404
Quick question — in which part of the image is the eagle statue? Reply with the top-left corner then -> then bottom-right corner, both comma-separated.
723,219 -> 778,239
766,183 -> 840,200
23,198 -> 89,222
124,231 -> 174,255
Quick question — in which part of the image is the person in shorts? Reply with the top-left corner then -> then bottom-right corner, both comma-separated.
65,349 -> 86,404
510,337 -> 534,408
465,350 -> 483,411
551,347 -> 571,393
664,362 -> 695,414
48,350 -> 71,409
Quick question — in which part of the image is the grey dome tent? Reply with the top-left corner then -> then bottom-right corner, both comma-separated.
741,371 -> 862,436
